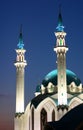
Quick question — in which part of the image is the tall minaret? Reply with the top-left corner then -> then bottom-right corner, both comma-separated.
14,28 -> 27,114
54,11 -> 68,105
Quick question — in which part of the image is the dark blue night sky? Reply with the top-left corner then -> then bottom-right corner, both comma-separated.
0,0 -> 83,130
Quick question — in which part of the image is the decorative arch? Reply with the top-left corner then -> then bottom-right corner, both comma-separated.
37,97 -> 57,111
41,108 -> 47,130
69,97 -> 83,110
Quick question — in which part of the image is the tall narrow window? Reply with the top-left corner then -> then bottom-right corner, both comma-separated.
41,108 -> 47,130
32,108 -> 34,130
52,109 -> 55,121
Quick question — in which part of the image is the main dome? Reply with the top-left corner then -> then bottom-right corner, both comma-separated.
42,69 -> 81,87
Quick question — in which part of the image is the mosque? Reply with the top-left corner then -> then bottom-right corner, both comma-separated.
14,11 -> 83,130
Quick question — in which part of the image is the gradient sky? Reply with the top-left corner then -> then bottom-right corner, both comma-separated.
0,0 -> 83,130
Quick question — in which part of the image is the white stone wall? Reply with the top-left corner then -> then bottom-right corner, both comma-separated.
15,96 -> 83,130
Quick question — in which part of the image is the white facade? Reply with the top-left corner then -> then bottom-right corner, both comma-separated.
14,93 -> 83,130
14,13 -> 83,130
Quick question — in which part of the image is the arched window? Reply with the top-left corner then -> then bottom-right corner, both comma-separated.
32,108 -> 34,130
52,109 -> 55,121
22,56 -> 24,61
19,55 -> 21,61
41,108 -> 47,130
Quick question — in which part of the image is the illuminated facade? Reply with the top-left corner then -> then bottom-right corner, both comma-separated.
14,12 -> 83,130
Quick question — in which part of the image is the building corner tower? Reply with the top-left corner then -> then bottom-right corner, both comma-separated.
54,11 -> 68,106
14,28 -> 27,116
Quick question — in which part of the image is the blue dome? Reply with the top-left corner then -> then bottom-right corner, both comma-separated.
42,69 -> 81,87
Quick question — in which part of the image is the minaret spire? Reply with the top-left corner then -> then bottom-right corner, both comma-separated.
54,10 -> 68,106
14,27 -> 27,114
17,25 -> 24,49
56,6 -> 64,32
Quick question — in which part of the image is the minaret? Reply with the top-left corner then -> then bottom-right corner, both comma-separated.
14,27 -> 27,114
54,11 -> 68,105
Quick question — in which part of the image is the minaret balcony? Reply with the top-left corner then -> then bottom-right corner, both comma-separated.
54,46 -> 68,53
14,61 -> 27,67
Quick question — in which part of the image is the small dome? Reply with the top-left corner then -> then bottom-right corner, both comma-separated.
42,69 -> 81,87
36,85 -> 41,92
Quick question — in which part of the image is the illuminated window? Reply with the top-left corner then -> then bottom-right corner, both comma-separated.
60,39 -> 63,45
